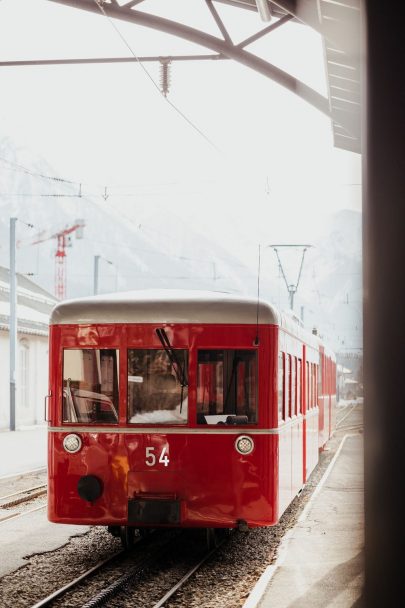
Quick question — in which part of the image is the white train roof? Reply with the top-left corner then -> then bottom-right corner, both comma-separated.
50,289 -> 281,326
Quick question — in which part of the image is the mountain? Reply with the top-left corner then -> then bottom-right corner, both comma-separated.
0,137 -> 254,299
0,137 -> 362,353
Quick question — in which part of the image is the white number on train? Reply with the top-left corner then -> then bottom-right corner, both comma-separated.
158,446 -> 169,467
145,446 -> 170,467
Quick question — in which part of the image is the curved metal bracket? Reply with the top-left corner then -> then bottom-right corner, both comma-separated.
46,0 -> 330,117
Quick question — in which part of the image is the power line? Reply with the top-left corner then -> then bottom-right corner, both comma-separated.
93,0 -> 220,152
0,155 -> 77,185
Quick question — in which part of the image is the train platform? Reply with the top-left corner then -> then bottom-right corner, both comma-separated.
244,406 -> 364,608
0,425 -> 47,478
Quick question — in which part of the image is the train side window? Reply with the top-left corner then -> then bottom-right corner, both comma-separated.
278,352 -> 284,422
297,359 -> 302,414
63,349 -> 119,424
197,350 -> 257,425
314,364 -> 318,404
284,354 -> 290,419
291,356 -> 296,416
127,349 -> 188,424
306,361 -> 311,410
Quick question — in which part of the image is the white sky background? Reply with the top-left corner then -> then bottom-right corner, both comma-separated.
0,0 -> 362,260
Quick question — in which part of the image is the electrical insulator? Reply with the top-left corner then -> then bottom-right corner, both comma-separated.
159,58 -> 171,97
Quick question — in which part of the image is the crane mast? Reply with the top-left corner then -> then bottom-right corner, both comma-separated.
17,219 -> 85,299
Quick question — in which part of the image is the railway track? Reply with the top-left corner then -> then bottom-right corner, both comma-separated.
30,530 -> 228,608
0,484 -> 47,525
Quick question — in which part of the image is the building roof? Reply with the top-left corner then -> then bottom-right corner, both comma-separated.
0,266 -> 57,336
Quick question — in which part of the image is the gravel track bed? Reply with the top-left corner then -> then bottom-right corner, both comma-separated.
0,527 -> 121,607
0,406 -> 362,608
70,531 -> 211,608
0,469 -> 47,500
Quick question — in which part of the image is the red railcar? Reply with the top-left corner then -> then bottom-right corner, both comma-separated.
47,290 -> 336,545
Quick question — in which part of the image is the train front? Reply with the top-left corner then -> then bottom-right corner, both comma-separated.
47,290 -> 279,539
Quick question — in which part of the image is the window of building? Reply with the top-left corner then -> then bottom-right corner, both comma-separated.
63,349 -> 119,423
128,349 -> 188,424
197,350 -> 257,425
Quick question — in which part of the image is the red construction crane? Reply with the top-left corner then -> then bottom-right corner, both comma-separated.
18,219 -> 85,300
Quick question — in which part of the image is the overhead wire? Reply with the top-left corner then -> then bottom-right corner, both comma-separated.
0,156 -> 213,200
92,0 -> 220,152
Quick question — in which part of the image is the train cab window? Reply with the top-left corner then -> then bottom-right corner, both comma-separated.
63,349 -> 119,424
197,350 -> 257,425
127,349 -> 188,424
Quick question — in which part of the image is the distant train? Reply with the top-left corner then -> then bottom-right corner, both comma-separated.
46,290 -> 336,547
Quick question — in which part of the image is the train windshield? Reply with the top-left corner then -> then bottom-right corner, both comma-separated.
127,349 -> 188,424
197,350 -> 257,425
62,349 -> 119,424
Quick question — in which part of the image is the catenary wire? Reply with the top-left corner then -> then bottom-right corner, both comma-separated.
92,0 -> 220,152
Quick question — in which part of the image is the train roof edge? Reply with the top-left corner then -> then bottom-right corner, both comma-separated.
50,289 -> 280,326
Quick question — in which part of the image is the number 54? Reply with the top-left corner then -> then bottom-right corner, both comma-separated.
145,446 -> 170,467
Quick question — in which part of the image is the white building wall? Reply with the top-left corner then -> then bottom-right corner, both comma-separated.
0,331 -> 49,430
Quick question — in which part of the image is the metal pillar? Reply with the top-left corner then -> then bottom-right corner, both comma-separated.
364,1 -> 405,605
94,255 -> 100,295
9,217 -> 17,432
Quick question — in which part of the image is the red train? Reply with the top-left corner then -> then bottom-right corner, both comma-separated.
47,290 -> 336,547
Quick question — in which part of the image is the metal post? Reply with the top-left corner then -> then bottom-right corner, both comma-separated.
94,255 -> 100,295
289,287 -> 295,310
9,217 -> 17,432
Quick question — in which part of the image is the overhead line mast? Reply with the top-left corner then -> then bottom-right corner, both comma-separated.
269,244 -> 312,311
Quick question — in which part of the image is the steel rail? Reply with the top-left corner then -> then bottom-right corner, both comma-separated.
336,403 -> 358,428
0,483 -> 47,503
152,538 -> 228,608
30,549 -> 125,608
0,504 -> 46,525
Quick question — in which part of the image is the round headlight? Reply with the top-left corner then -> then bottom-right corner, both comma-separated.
63,433 -> 82,454
235,435 -> 254,455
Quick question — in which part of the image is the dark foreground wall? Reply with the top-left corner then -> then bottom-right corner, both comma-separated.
364,1 -> 405,605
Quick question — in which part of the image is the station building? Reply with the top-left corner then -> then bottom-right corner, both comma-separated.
0,266 -> 57,430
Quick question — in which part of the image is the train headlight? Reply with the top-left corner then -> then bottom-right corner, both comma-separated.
235,435 -> 254,455
63,433 -> 82,454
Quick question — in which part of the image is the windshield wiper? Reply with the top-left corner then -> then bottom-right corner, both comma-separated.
156,328 -> 188,412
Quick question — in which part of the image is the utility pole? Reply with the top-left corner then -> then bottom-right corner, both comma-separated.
9,218 -> 17,431
94,255 -> 114,295
94,255 -> 100,295
269,244 -> 312,311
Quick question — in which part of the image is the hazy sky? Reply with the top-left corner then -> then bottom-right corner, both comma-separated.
0,1 -> 363,351
0,0 -> 362,261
